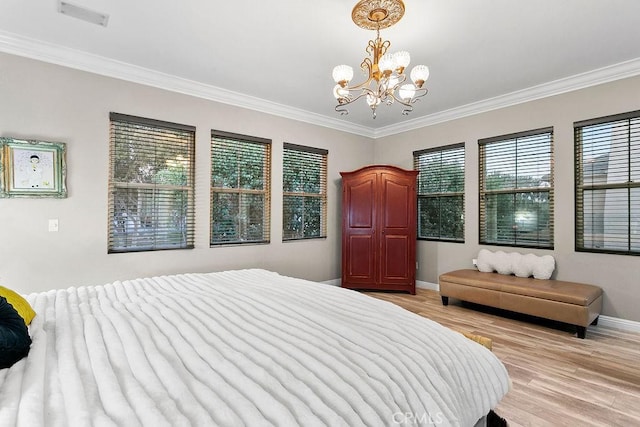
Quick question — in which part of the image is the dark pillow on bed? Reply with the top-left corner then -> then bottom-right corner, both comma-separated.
0,286 -> 36,325
0,296 -> 32,369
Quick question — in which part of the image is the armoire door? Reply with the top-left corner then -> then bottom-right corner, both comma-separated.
379,171 -> 416,289
342,170 -> 377,286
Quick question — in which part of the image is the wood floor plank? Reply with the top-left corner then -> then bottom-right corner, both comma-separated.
366,289 -> 640,426
611,392 -> 640,420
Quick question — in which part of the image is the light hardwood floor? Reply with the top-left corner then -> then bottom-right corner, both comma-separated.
366,289 -> 640,427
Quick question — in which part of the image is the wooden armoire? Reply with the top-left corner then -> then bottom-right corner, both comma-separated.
340,165 -> 418,294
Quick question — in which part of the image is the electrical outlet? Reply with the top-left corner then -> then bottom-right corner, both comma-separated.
472,258 -> 478,268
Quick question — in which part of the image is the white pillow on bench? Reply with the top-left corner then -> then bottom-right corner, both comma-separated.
476,249 -> 555,279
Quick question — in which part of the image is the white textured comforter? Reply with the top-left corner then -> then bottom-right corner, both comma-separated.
0,269 -> 509,427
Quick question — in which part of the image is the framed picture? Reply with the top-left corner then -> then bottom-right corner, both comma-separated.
0,137 -> 67,198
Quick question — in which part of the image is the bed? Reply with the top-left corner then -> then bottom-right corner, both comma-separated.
0,269 -> 510,426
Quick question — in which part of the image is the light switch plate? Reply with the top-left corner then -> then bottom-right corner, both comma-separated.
48,219 -> 59,232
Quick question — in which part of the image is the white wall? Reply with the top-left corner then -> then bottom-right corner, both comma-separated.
0,52 -> 374,293
374,75 -> 640,322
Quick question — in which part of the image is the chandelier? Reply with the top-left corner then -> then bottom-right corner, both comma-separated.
332,0 -> 429,119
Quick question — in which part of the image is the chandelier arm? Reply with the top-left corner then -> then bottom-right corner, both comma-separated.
361,56 -> 373,74
388,92 -> 414,115
380,39 -> 391,58
390,87 -> 429,114
341,58 -> 374,91
334,86 -> 378,115
346,79 -> 373,92
382,73 -> 408,96
409,88 -> 429,101
377,72 -> 403,104
366,39 -> 376,58
346,88 -> 376,104
335,105 -> 350,115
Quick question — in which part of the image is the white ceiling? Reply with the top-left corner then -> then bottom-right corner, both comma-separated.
1,0 -> 640,138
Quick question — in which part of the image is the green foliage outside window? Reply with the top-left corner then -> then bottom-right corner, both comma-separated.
109,114 -> 195,252
479,129 -> 554,248
210,133 -> 270,245
414,144 -> 465,241
282,144 -> 327,240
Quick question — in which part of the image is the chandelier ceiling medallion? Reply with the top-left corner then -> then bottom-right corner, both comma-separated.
332,0 -> 430,119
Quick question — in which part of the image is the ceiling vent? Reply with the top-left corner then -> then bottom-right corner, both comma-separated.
58,1 -> 109,27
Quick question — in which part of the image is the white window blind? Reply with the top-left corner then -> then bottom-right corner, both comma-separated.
210,130 -> 271,245
413,143 -> 465,241
282,143 -> 328,241
108,113 -> 195,253
479,128 -> 554,248
575,110 -> 640,255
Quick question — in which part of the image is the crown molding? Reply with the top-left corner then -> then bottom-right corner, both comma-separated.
0,30 -> 375,138
1,30 -> 639,140
374,57 -> 640,138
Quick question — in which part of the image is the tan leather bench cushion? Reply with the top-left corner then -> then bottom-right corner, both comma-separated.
439,269 -> 602,306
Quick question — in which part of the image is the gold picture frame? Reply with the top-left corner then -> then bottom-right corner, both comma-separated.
0,137 -> 67,198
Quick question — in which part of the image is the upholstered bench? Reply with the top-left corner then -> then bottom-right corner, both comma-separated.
439,269 -> 603,338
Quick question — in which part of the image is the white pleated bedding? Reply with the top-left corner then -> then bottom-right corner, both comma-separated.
0,269 -> 509,427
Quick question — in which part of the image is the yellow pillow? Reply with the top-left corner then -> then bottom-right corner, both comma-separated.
0,286 -> 35,326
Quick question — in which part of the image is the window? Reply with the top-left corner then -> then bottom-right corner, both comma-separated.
479,128 -> 554,248
282,143 -> 328,240
413,143 -> 465,241
575,110 -> 640,255
108,113 -> 195,253
210,130 -> 271,245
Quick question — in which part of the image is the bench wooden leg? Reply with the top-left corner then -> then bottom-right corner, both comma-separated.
591,316 -> 599,326
577,326 -> 586,339
441,296 -> 449,306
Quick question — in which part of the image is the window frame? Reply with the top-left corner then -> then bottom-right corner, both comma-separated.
108,112 -> 195,253
210,130 -> 271,246
282,142 -> 328,241
413,142 -> 465,242
478,127 -> 554,249
574,109 -> 640,256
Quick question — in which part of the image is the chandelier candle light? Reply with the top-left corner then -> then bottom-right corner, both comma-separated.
332,0 -> 429,118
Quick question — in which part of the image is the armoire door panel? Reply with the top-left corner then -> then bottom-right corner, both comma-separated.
380,234 -> 411,281
381,177 -> 411,229
348,179 -> 375,228
347,235 -> 375,281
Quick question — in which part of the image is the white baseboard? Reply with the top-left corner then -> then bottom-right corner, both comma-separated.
598,315 -> 640,333
416,280 -> 439,291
